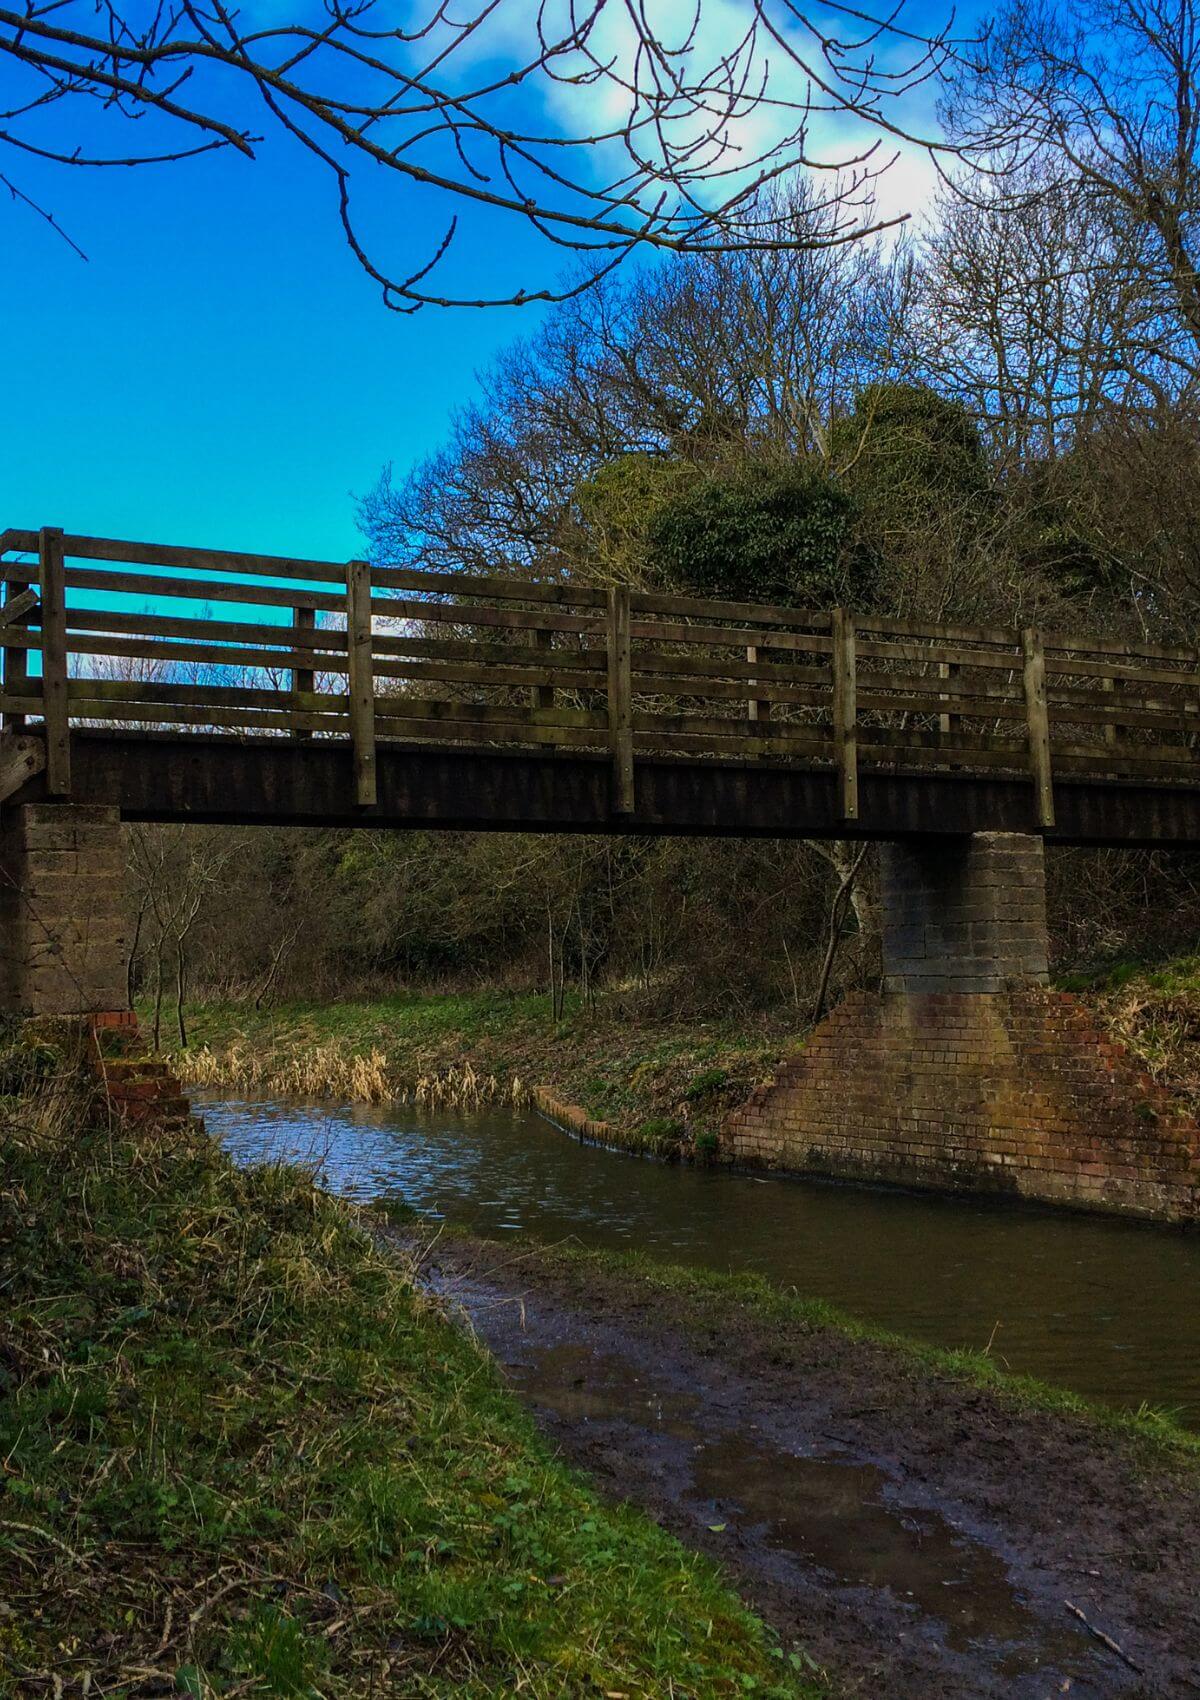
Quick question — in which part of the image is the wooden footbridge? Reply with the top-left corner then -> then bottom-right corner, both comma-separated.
4,525 -> 1200,844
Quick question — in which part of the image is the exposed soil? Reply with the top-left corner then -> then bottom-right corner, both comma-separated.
384,1227 -> 1200,1700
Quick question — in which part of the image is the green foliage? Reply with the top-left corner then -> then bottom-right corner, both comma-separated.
1051,953 -> 1200,1109
224,1606 -> 327,1697
0,1069 -> 813,1698
637,1116 -> 686,1147
1055,956 -> 1200,996
686,1066 -> 730,1099
646,461 -> 871,606
830,383 -> 989,524
572,452 -> 693,584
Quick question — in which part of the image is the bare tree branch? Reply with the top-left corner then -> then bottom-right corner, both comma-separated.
1,0 -> 953,307
944,0 -> 1200,358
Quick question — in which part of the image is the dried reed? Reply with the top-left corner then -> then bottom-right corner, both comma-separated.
176,1039 -> 531,1110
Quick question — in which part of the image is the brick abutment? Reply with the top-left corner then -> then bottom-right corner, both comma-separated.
725,832 -> 1200,1223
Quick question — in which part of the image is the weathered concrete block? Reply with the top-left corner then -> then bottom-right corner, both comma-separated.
0,803 -> 130,1017
879,832 -> 1049,994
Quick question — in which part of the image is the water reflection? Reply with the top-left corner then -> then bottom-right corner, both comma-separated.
510,1342 -> 1088,1676
200,1093 -> 1200,1424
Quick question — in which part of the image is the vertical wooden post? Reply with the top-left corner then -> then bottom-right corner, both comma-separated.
1102,673 -> 1118,747
606,586 -> 634,814
1,573 -> 32,732
831,607 -> 858,822
938,659 -> 960,736
746,644 -> 769,723
38,526 -> 70,795
346,560 -> 376,807
292,605 -> 315,741
530,627 -> 555,712
1022,626 -> 1054,828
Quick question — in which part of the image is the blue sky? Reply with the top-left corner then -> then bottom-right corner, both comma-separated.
2,125 -> 556,562
0,4 -> 952,567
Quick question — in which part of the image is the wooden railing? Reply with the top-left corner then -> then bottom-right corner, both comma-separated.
5,526 -> 1200,826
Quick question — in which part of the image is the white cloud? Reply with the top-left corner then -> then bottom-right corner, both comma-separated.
410,0 -> 947,230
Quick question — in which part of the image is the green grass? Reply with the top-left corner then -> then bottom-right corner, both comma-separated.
176,989 -> 565,1055
0,1059 -> 820,1698
1053,954 -> 1200,1103
513,1240 -> 1200,1468
1056,954 -> 1200,996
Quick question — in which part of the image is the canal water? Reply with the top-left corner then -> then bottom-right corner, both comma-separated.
199,1093 -> 1200,1426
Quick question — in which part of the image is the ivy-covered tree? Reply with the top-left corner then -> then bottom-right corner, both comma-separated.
830,383 -> 990,522
571,454 -> 695,589
824,382 -> 998,619
645,461 -> 874,607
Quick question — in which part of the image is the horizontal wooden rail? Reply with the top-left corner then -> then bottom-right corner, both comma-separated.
1,529 -> 607,607
6,525 -> 1200,819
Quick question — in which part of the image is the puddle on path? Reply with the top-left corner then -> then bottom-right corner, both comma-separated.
510,1341 -> 1086,1681
510,1341 -> 704,1439
693,1437 -> 1074,1664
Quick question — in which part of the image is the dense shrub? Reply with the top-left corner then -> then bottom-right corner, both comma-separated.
572,452 -> 693,585
646,461 -> 873,606
830,383 -> 989,517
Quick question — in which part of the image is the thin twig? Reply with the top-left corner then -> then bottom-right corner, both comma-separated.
0,1519 -> 91,1566
1064,1600 -> 1143,1673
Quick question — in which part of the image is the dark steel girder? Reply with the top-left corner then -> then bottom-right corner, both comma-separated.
9,729 -> 1200,847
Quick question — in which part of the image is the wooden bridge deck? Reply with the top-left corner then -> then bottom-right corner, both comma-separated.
4,526 -> 1200,844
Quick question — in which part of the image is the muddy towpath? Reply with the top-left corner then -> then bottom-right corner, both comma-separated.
379,1226 -> 1200,1700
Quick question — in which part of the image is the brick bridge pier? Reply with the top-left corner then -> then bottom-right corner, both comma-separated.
726,832 -> 1200,1222
0,801 -> 193,1123
1,803 -> 129,1016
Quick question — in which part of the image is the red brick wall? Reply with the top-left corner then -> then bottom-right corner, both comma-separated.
87,1012 -> 193,1129
724,990 -> 1200,1223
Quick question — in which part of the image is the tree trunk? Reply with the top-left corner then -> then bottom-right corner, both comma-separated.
175,936 -> 188,1050
811,844 -> 869,1025
126,896 -> 147,1010
152,941 -> 164,1053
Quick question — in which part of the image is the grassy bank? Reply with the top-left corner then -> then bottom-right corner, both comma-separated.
0,1050 -> 818,1697
1057,954 -> 1200,1109
168,959 -> 1200,1160
483,1236 -> 1200,1466
167,993 -> 803,1159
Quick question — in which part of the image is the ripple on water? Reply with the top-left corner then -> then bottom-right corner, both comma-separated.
198,1092 -> 1200,1423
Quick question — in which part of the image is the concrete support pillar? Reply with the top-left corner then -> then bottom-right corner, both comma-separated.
878,831 -> 1048,994
0,803 -> 129,1016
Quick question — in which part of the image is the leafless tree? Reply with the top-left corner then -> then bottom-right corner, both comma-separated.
361,181 -> 912,586
1,0 -> 952,307
127,822 -> 242,1047
1044,397 -> 1200,636
908,164 -> 1197,466
943,0 -> 1200,360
